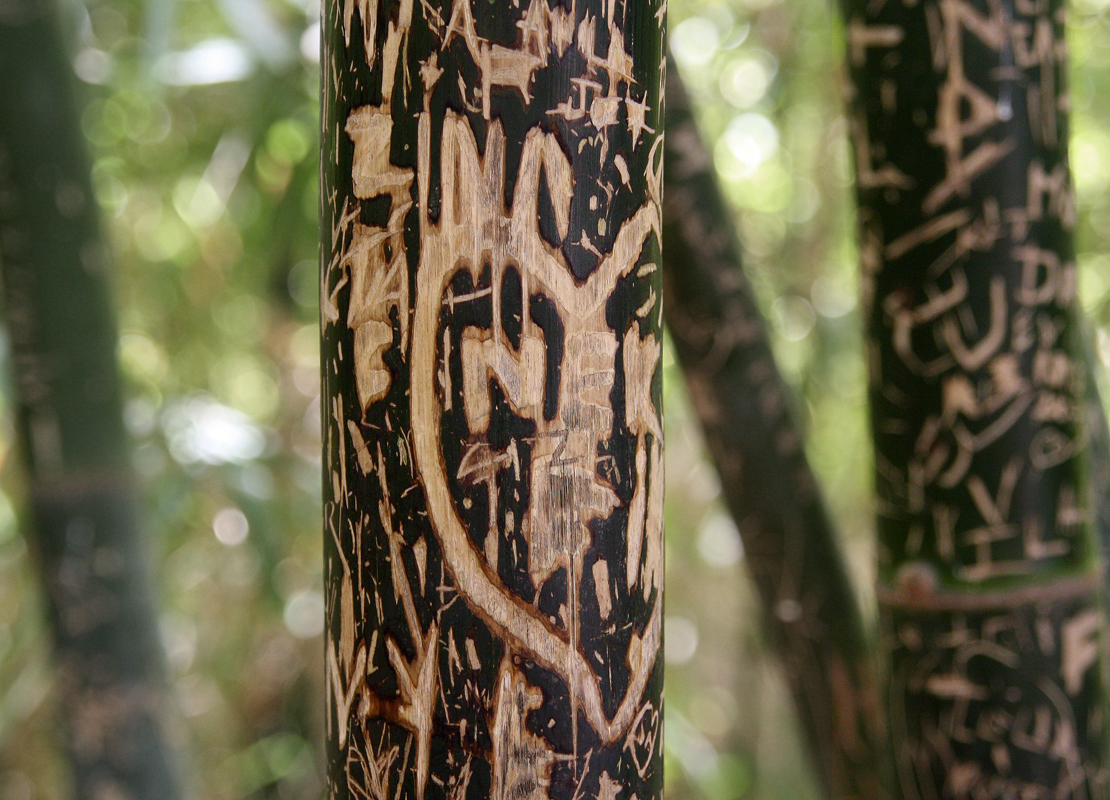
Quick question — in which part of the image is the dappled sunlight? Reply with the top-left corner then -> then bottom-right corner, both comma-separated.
1,0 -> 1109,794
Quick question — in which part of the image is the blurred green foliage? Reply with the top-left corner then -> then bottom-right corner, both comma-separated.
665,0 -> 1110,797
1,0 -> 1110,796
0,0 -> 323,794
663,0 -> 862,798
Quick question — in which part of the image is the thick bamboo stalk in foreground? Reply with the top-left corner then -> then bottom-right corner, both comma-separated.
0,2 -> 182,797
842,0 -> 1109,795
320,0 -> 665,796
662,62 -> 890,800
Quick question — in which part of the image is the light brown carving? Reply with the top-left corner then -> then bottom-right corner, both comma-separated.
410,108 -> 662,746
329,0 -> 664,794
491,657 -> 556,800
341,106 -> 414,413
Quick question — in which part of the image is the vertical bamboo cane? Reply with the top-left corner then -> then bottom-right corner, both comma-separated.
663,61 -> 890,800
842,0 -> 1109,795
0,1 -> 182,796
320,0 -> 665,796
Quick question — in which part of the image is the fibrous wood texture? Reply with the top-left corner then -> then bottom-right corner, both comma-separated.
662,61 -> 890,800
842,0 -> 1109,795
320,0 -> 665,796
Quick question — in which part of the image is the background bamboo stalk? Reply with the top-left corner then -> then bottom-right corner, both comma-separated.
840,0 -> 1109,794
0,0 -> 183,796
663,59 -> 891,800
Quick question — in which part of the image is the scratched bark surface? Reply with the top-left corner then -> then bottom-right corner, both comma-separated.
843,0 -> 1109,796
320,0 -> 664,797
662,61 -> 890,800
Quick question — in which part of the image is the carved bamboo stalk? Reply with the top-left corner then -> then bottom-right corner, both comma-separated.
320,0 -> 665,797
0,2 -> 182,797
842,0 -> 1109,795
662,60 -> 891,800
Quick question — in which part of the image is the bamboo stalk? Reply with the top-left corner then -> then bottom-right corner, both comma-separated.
0,2 -> 183,797
320,0 -> 665,796
662,60 -> 891,800
840,0 -> 1109,794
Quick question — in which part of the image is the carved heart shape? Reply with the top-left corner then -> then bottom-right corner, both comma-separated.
410,112 -> 661,743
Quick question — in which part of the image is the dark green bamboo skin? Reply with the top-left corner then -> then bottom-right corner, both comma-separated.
841,0 -> 1109,795
320,0 -> 665,797
662,61 -> 891,800
0,0 -> 182,796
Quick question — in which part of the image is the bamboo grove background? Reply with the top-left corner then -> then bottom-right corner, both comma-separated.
6,0 -> 1110,795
